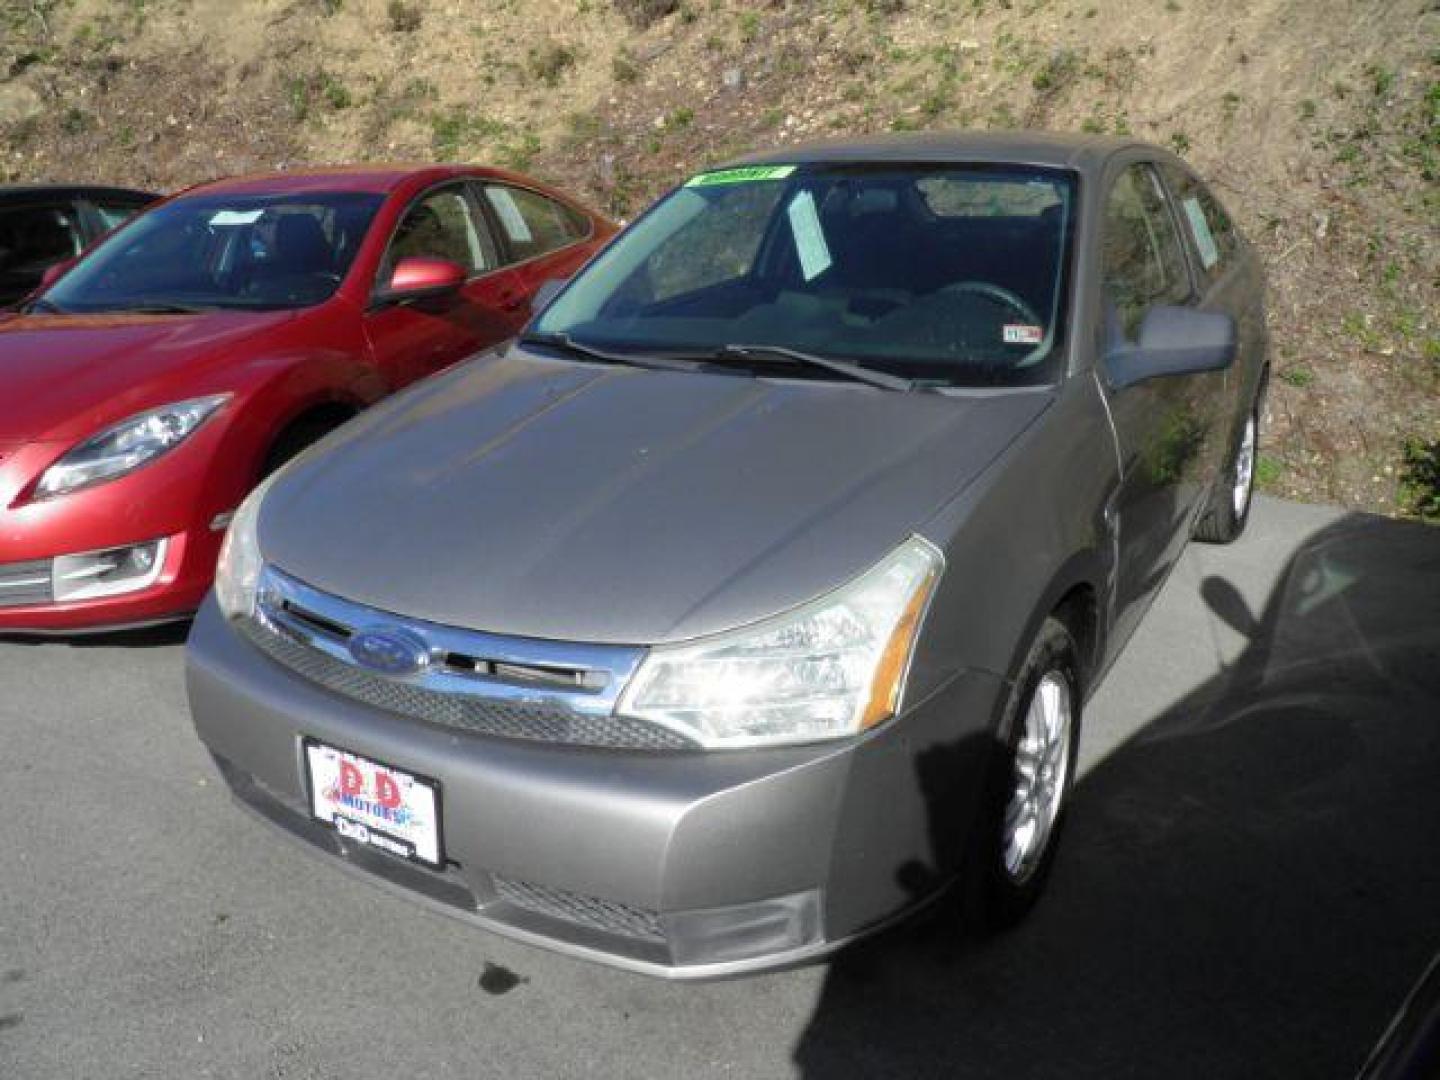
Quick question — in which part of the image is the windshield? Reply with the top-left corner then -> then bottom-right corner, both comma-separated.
534,164 -> 1077,388
43,191 -> 385,313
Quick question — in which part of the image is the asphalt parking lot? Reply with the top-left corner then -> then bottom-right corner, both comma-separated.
2,496 -> 1437,1079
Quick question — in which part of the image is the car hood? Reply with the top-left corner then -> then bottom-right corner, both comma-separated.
262,347 -> 1052,645
0,309 -> 297,442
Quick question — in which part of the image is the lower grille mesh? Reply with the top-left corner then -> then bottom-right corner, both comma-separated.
493,875 -> 665,943
239,617 -> 695,751
0,558 -> 52,609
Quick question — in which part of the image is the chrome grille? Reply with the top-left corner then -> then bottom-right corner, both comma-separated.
243,566 -> 696,751
493,875 -> 665,943
0,558 -> 52,609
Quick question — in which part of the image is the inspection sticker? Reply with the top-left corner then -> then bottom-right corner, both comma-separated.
1003,324 -> 1045,345
684,165 -> 796,187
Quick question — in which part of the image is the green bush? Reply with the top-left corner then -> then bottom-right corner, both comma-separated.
528,41 -> 577,87
613,0 -> 678,29
387,0 -> 421,32
1398,437 -> 1440,521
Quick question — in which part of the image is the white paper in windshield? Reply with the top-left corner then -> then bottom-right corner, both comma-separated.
486,188 -> 533,243
1182,197 -> 1220,270
786,191 -> 832,282
209,209 -> 264,226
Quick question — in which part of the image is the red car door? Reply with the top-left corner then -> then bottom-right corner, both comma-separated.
362,182 -> 524,390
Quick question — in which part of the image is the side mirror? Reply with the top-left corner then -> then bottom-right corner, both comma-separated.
1105,306 -> 1236,389
533,277 -> 569,312
377,256 -> 466,305
39,258 -> 76,290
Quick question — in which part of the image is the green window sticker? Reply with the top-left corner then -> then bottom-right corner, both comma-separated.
684,165 -> 797,188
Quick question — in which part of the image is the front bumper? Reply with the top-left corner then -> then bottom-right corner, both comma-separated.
0,441 -> 228,633
0,529 -> 216,633
186,598 -> 1004,979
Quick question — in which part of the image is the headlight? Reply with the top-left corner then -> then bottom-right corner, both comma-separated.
617,537 -> 944,748
35,394 -> 230,499
215,471 -> 280,620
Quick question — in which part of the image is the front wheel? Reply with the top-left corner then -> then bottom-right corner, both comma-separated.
976,616 -> 1082,929
1194,405 -> 1258,544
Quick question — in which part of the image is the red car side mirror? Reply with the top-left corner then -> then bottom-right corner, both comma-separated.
379,257 -> 466,304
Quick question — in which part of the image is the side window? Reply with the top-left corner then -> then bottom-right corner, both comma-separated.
90,199 -> 151,234
381,187 -> 496,285
1102,163 -> 1192,340
1158,164 -> 1237,287
483,185 -> 583,263
0,203 -> 85,279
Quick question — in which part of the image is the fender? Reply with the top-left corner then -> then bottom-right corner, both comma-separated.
909,374 -> 1122,732
999,546 -> 1110,703
198,346 -> 379,517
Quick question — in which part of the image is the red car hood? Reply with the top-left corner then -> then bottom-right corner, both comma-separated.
0,309 -> 297,442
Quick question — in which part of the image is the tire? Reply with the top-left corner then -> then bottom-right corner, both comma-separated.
976,616 -> 1082,930
1194,403 -> 1258,544
261,413 -> 350,479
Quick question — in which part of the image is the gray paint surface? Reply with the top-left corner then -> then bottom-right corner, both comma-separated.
3,499 -> 1438,1077
195,134 -> 1276,976
260,349 -> 1052,645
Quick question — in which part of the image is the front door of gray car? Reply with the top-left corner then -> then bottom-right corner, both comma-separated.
1157,160 -> 1266,464
1098,160 -> 1216,644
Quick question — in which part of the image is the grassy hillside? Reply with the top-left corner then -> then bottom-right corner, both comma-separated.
2,0 -> 1436,518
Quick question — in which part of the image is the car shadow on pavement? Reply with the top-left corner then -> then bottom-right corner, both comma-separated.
0,620 -> 190,648
793,512 -> 1440,1079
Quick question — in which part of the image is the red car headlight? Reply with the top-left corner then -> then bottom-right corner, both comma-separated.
35,394 -> 230,499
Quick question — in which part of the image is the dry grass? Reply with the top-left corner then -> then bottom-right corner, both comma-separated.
1,0 -> 1435,518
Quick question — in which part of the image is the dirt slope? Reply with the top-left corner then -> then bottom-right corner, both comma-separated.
2,0 -> 1436,517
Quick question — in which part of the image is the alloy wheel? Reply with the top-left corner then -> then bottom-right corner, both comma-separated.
1002,670 -> 1074,884
1232,413 -> 1257,519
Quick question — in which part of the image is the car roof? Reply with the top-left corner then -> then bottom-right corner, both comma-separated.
722,130 -> 1149,174
0,183 -> 158,202
181,164 -> 505,198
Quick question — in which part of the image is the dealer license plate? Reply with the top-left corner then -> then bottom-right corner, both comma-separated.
304,740 -> 443,869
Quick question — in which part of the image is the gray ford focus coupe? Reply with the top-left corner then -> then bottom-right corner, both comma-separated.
186,132 -> 1267,978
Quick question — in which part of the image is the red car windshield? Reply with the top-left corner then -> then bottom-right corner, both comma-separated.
42,191 -> 385,313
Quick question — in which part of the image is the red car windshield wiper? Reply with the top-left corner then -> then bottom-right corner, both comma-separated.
712,343 -> 916,392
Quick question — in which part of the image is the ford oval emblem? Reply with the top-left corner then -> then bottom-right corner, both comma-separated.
348,626 -> 431,677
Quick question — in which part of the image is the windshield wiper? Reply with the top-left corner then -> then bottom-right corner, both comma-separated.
25,297 -> 65,314
711,344 -> 916,392
519,331 -> 702,374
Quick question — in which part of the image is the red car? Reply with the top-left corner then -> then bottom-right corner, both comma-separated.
0,165 -> 614,632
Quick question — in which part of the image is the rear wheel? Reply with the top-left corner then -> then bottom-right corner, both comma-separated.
976,617 -> 1082,929
1194,403 -> 1258,544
